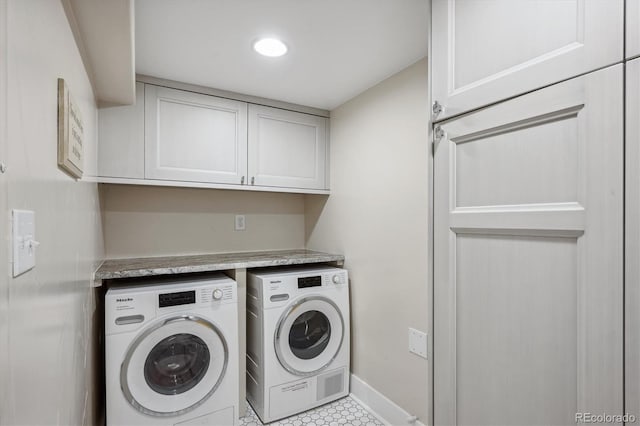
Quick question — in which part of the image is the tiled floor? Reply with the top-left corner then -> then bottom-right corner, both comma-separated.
239,396 -> 384,426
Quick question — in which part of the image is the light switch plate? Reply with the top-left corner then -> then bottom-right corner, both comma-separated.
409,327 -> 428,359
12,209 -> 36,277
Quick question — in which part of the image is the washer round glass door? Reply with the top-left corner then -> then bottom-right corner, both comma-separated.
275,296 -> 344,376
121,315 -> 228,417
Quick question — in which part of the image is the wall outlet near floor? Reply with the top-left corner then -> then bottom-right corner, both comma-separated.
408,327 -> 427,359
234,215 -> 246,231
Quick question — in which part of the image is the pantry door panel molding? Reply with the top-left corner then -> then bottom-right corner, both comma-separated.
628,0 -> 640,59
433,65 -> 623,425
145,84 -> 248,184
626,57 -> 640,421
431,0 -> 623,120
248,104 -> 327,190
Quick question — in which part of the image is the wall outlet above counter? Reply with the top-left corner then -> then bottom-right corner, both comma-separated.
235,215 -> 246,231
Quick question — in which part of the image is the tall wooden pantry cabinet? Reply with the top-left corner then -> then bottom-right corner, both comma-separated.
431,1 -> 629,425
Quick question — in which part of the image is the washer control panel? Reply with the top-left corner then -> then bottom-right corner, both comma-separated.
156,284 -> 234,308
105,273 -> 237,335
326,272 -> 347,285
298,275 -> 322,289
198,285 -> 234,304
158,290 -> 195,307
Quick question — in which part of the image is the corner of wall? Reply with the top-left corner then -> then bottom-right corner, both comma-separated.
303,59 -> 430,422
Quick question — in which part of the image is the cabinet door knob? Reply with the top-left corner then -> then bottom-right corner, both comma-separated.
251,177 -> 255,185
241,176 -> 245,184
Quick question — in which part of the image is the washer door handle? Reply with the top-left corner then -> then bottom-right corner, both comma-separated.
115,315 -> 144,325
270,294 -> 290,302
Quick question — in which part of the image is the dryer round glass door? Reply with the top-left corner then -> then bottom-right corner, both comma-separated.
120,315 -> 228,417
275,296 -> 344,376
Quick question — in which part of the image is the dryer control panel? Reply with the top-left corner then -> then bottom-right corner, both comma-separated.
248,266 -> 348,309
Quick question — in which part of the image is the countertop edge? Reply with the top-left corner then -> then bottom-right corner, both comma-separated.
95,252 -> 345,281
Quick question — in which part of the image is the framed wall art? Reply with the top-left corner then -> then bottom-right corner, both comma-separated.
57,78 -> 83,178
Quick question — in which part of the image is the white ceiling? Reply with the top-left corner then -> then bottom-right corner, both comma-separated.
135,0 -> 429,110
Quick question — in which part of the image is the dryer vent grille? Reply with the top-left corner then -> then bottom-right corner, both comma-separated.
317,369 -> 344,401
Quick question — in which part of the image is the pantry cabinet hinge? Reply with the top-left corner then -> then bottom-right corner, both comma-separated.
433,126 -> 445,155
432,100 -> 444,120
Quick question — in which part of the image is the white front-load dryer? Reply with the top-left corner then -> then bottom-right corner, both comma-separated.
105,273 -> 239,426
246,266 -> 350,423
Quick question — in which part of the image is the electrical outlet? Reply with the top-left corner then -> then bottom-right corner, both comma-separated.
235,215 -> 246,231
409,328 -> 427,359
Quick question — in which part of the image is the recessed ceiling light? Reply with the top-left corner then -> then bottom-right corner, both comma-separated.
253,38 -> 288,57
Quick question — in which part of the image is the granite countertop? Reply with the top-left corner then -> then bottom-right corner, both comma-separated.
95,249 -> 344,280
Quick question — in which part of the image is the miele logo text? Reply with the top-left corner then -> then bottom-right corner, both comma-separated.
116,298 -> 133,302
270,281 -> 282,284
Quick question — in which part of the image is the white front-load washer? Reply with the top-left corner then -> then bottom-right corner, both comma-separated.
246,266 -> 350,423
105,273 -> 239,426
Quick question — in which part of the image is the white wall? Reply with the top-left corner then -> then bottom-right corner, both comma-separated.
101,184 -> 306,258
0,0 -> 9,422
3,0 -> 104,424
305,58 -> 429,422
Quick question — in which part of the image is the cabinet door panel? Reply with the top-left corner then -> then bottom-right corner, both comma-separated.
628,0 -> 640,59
432,0 -> 623,120
98,82 -> 145,178
145,85 -> 247,184
434,65 -> 623,425
626,57 -> 640,421
248,105 -> 327,190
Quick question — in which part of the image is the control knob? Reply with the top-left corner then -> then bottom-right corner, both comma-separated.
212,289 -> 223,301
332,274 -> 341,284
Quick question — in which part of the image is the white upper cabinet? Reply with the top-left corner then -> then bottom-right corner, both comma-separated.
98,82 -> 330,194
432,0 -> 623,120
145,85 -> 248,184
248,105 -> 327,190
98,82 -> 145,179
628,0 -> 640,59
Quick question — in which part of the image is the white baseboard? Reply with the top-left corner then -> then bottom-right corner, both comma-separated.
349,374 -> 427,426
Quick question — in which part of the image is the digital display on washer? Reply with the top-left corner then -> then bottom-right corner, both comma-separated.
298,276 -> 322,288
158,290 -> 196,308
